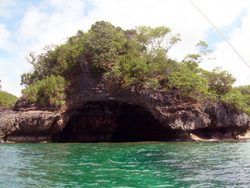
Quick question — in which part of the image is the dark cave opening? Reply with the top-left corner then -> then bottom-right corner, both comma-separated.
52,101 -> 176,143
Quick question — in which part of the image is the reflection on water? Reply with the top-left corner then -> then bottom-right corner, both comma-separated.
0,140 -> 250,187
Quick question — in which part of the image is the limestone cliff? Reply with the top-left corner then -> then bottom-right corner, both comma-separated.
0,72 -> 249,143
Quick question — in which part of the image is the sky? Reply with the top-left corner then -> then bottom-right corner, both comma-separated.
0,0 -> 250,97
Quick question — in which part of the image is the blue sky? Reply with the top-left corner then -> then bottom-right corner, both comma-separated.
204,10 -> 246,51
0,0 -> 250,96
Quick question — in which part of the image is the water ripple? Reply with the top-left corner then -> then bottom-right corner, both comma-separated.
0,141 -> 250,187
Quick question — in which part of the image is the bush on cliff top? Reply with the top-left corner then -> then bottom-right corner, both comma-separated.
222,85 -> 250,114
22,75 -> 69,107
0,91 -> 18,107
20,21 -> 249,114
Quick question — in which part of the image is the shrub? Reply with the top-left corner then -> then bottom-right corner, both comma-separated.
167,67 -> 210,101
0,91 -> 18,107
143,78 -> 160,91
22,75 -> 69,106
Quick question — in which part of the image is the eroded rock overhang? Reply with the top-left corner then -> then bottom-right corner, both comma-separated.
1,98 -> 249,143
51,101 -> 179,142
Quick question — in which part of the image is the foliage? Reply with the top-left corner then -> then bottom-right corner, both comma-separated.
103,25 -> 181,91
221,89 -> 246,112
21,34 -> 85,86
181,41 -> 213,73
0,91 -> 18,107
235,85 -> 250,95
167,67 -> 210,101
196,40 -> 213,55
136,26 -> 181,53
230,85 -> 250,115
22,75 -> 69,106
202,67 -> 236,96
84,21 -> 118,73
20,21 -> 246,113
103,65 -> 123,92
143,78 -> 160,91
217,85 -> 250,115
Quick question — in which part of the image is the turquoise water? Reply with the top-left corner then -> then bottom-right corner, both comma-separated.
1,141 -> 250,187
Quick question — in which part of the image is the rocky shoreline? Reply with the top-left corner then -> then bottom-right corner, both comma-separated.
0,73 -> 249,143
1,100 -> 249,143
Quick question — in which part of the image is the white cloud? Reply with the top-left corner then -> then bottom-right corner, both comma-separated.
87,0 -> 212,59
0,0 -> 15,19
0,24 -> 11,51
200,7 -> 250,86
16,0 -> 92,54
1,0 -> 92,96
1,0 -> 250,96
0,56 -> 24,96
0,75 -> 23,97
191,0 -> 250,29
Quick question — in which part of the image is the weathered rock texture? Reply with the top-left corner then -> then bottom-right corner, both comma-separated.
0,109 -> 66,143
0,72 -> 249,143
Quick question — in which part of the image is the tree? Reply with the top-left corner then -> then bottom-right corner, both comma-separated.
235,85 -> 250,95
21,33 -> 85,86
232,85 -> 250,114
20,21 -> 244,111
202,67 -> 236,96
167,67 -> 209,102
196,40 -> 212,56
84,21 -> 118,72
136,26 -> 181,53
181,41 -> 212,72
221,89 -> 247,111
25,51 -> 37,65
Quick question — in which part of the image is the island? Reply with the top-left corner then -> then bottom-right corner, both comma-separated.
0,21 -> 249,143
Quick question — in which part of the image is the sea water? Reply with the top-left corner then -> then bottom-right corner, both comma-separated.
0,141 -> 250,187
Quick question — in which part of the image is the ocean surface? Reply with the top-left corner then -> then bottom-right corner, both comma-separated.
1,141 -> 250,187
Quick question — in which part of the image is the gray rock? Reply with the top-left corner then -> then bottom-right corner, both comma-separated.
0,72 -> 249,142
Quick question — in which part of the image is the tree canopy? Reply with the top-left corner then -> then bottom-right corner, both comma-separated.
20,21 -> 250,114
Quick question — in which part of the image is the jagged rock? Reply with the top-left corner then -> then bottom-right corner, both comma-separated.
205,105 -> 250,128
0,72 -> 249,143
0,109 -> 67,143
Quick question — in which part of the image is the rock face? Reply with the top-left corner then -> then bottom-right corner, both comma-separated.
0,72 -> 249,143
51,101 -> 177,142
0,109 -> 66,143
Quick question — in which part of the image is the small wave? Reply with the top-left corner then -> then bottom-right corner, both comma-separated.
146,153 -> 158,156
124,165 -> 137,168
155,160 -> 177,163
136,149 -> 146,153
78,162 -> 101,166
108,159 -> 126,164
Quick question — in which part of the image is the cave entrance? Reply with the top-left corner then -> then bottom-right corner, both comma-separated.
52,101 -> 176,142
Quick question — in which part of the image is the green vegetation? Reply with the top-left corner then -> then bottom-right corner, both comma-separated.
0,90 -> 18,107
22,75 -> 69,106
202,67 -> 236,96
0,79 -> 18,107
223,85 -> 250,114
20,21 -> 250,114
